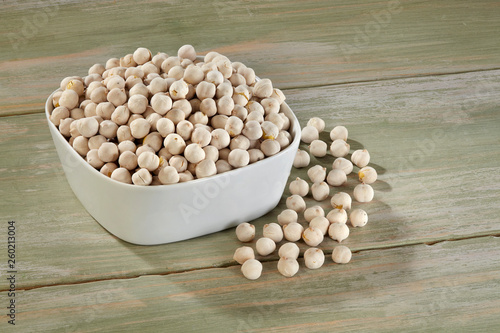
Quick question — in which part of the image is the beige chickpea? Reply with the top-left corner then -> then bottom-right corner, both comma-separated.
188,111 -> 208,126
332,245 -> 352,264
129,83 -> 149,98
260,139 -> 280,157
309,140 -> 327,157
210,128 -> 231,149
195,81 -> 216,101
240,67 -> 256,85
210,114 -> 227,129
242,121 -> 263,141
248,149 -> 265,163
200,98 -> 217,117
228,149 -> 250,168
90,86 -> 108,104
183,65 -> 204,85
263,222 -> 283,243
72,136 -> 89,156
261,121 -> 279,140
161,56 -> 181,73
277,257 -> 299,278
59,89 -> 79,110
246,110 -> 264,123
328,222 -> 349,243
218,148 -> 231,161
326,208 -> 348,224
235,223 -> 255,242
206,70 -> 224,86
215,159 -> 232,174
100,162 -> 118,177
330,125 -> 348,141
301,125 -> 319,144
253,78 -> 273,98
311,182 -> 330,201
265,112 -> 285,131
129,118 -> 151,139
135,144 -> 155,157
86,149 -> 104,169
216,95 -> 235,116
184,143 -> 205,164
117,125 -> 134,142
289,177 -> 309,197
132,47 -> 151,65
127,94 -> 148,115
202,145 -> 219,162
165,109 -> 186,125
149,93 -> 171,116
70,108 -> 84,120
282,222 -> 304,242
307,117 -> 325,133
84,73 -> 102,87
50,106 -> 70,126
225,116 -> 244,137
233,246 -> 255,265
309,216 -> 330,235
351,149 -> 370,168
304,248 -> 325,269
118,151 -> 138,170
97,142 -> 119,163
178,170 -> 194,182
256,237 -> 276,256
303,206 -> 324,223
148,77 -> 168,95
307,165 -> 326,183
99,120 -> 118,139
111,105 -> 130,125
176,120 -> 194,141
293,149 -> 310,168
146,113 -> 162,132
229,73 -> 246,87
330,192 -> 351,211
276,131 -> 290,149
353,184 -> 374,202
83,101 -> 97,117
65,79 -> 85,96
177,44 -> 197,61
358,166 -> 377,184
132,168 -> 153,186
191,127 -> 212,147
350,209 -> 368,227
96,102 -> 115,120
230,136 -> 250,152
327,169 -> 347,187
105,75 -> 125,90
231,104 -> 247,121
169,155 -> 188,172
120,54 -> 137,68
164,133 -> 186,155
143,63 -> 160,78
332,157 -> 353,175
278,242 -> 300,260
195,159 -> 217,178
286,194 -> 306,213
260,98 -> 280,115
118,140 -> 136,154
111,167 -> 132,184
302,227 -> 324,247
330,139 -> 350,157
137,151 -> 160,171
169,79 -> 189,100
77,117 -> 99,138
58,117 -> 74,137
277,209 -> 298,226
156,118 -> 175,137
158,165 -> 180,184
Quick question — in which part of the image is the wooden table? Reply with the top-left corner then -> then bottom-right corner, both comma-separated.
1,0 -> 499,331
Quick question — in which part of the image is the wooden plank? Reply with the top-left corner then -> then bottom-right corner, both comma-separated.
4,237 -> 499,332
1,69 -> 499,290
1,0 -> 500,116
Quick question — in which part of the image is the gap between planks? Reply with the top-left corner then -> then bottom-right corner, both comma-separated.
2,232 -> 498,294
2,66 -> 500,119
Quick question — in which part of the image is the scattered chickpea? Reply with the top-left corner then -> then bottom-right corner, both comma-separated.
309,139 -> 327,157
286,194 -> 306,213
277,209 -> 298,226
350,209 -> 368,227
289,177 -> 309,197
241,259 -> 263,280
330,139 -> 350,157
353,184 -> 374,203
307,117 -> 325,133
278,243 -> 300,260
301,125 -> 319,144
326,169 -> 347,187
311,182 -> 330,201
98,142 -> 119,163
358,166 -> 377,184
234,247 -> 255,264
331,246 -> 352,264
256,237 -> 276,256
235,223 -> 255,242
326,208 -> 348,224
351,149 -> 370,168
328,222 -> 349,243
293,149 -> 310,168
282,222 -> 304,242
330,125 -> 348,141
332,157 -> 353,175
304,248 -> 325,269
307,165 -> 326,183
263,223 -> 284,243
331,192 -> 352,210
302,227 -> 324,247
309,216 -> 330,235
277,257 -> 299,278
304,205 -> 325,223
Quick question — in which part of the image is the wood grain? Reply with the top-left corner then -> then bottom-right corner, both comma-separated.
3,237 -> 499,332
1,69 -> 498,290
1,0 -> 500,116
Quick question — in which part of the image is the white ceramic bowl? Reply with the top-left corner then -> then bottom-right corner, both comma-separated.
45,91 -> 301,245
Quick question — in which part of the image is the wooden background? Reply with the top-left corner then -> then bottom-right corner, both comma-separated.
0,0 -> 499,332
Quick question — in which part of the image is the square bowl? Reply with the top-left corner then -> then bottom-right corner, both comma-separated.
45,90 -> 301,245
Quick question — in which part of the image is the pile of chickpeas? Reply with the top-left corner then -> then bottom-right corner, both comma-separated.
49,45 -> 292,185
234,119 -> 377,280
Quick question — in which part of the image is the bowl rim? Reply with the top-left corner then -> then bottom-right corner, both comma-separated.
46,89 -> 301,191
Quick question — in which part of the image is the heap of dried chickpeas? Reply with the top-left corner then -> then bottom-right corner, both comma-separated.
234,119 -> 376,279
49,45 -> 292,185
